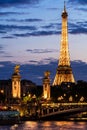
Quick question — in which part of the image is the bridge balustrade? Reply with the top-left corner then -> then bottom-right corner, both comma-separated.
39,102 -> 87,118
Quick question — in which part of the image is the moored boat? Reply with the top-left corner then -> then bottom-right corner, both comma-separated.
0,109 -> 20,125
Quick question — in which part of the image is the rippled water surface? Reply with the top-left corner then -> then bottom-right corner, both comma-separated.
0,121 -> 87,130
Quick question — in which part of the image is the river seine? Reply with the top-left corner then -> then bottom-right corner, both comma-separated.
0,121 -> 87,130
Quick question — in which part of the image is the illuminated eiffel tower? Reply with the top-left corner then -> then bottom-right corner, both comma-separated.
53,3 -> 75,86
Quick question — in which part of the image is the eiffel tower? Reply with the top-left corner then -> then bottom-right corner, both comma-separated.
53,3 -> 75,86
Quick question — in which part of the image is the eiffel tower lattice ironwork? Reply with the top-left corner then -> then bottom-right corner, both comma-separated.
53,4 -> 75,86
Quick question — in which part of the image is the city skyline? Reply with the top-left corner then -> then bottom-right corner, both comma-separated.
0,0 -> 87,84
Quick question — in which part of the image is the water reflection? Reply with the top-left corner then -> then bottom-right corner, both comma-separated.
0,121 -> 87,130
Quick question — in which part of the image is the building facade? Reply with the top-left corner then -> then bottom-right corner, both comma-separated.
43,71 -> 50,99
12,65 -> 21,98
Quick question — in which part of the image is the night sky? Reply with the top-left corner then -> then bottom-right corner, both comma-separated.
0,0 -> 87,85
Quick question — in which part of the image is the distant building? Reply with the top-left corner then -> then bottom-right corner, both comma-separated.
0,79 -> 12,101
0,79 -> 36,102
21,79 -> 36,97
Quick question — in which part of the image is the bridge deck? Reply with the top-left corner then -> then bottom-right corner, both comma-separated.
38,104 -> 87,120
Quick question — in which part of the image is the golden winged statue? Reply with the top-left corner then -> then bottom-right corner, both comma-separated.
14,65 -> 20,73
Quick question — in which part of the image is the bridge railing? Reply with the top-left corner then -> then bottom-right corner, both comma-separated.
38,102 -> 87,117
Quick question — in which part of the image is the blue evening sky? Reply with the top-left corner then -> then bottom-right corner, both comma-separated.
0,0 -> 87,85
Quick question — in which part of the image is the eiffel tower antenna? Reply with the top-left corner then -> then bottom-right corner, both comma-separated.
64,1 -> 66,11
53,4 -> 75,86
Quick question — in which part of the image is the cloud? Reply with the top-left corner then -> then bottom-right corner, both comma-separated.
0,31 -> 6,34
29,30 -> 59,36
0,18 -> 87,39
69,27 -> 87,34
0,24 -> 37,31
0,46 -> 4,50
68,0 -> 87,5
42,21 -> 87,35
41,23 -> 61,30
0,24 -> 37,33
1,21 -> 87,38
71,60 -> 87,80
75,8 -> 87,12
26,49 -> 58,54
0,0 -> 40,7
0,45 -> 14,58
2,55 -> 13,58
0,45 -> 6,54
0,61 -> 15,79
19,60 -> 87,84
29,60 -> 38,64
2,36 -> 15,39
0,12 -> 24,16
68,22 -> 87,34
23,18 -> 42,22
0,50 -> 5,54
4,18 -> 42,22
47,7 -> 58,11
13,30 -> 59,38
11,23 -> 87,38
0,60 -> 87,85
0,18 -> 43,38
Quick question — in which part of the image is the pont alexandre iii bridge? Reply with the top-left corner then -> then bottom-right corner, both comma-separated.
37,103 -> 87,120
